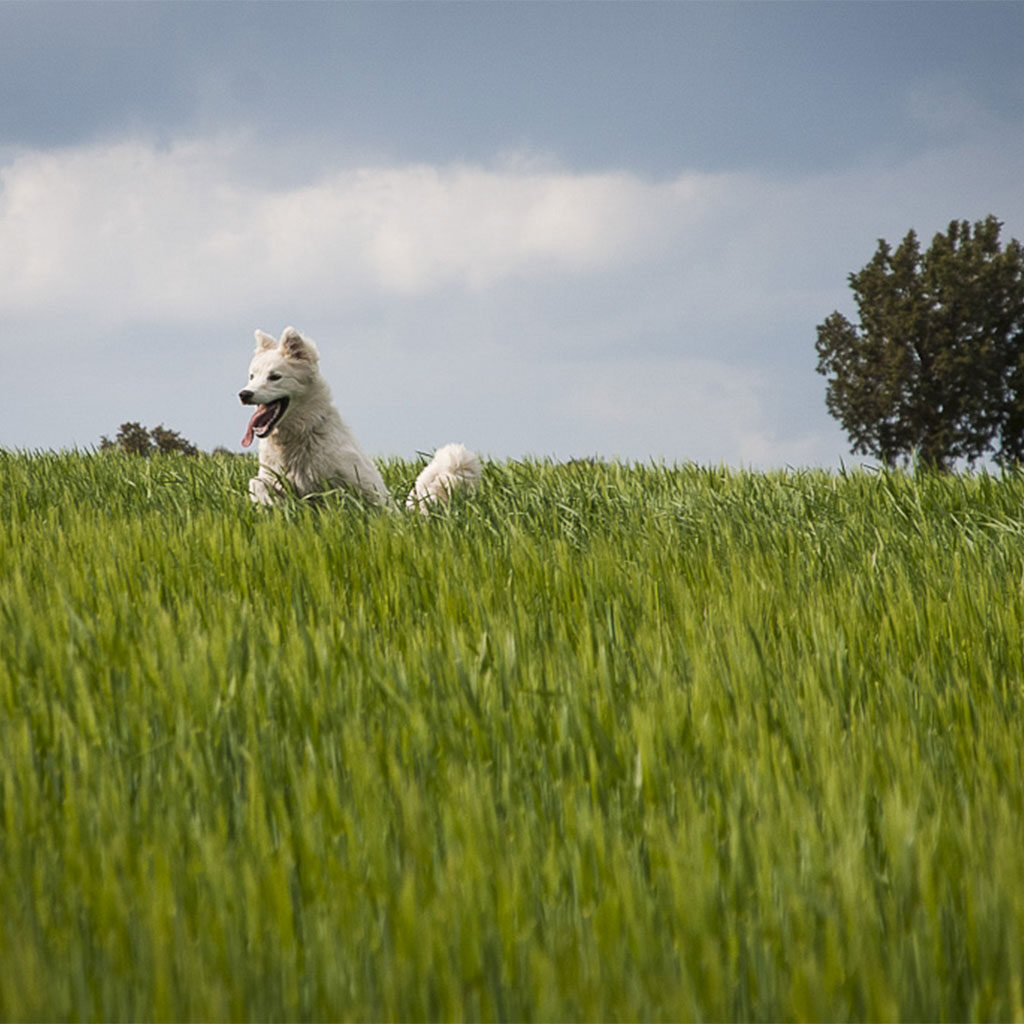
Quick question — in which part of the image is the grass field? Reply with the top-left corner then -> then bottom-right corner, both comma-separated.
1,449 -> 1023,1021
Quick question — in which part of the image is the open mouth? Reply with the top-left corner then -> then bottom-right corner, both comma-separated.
241,397 -> 289,448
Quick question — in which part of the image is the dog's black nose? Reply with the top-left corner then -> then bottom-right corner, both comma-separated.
239,389 -> 254,404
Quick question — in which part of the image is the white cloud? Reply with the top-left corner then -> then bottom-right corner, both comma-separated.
0,139 -> 726,323
5,130 -> 1020,333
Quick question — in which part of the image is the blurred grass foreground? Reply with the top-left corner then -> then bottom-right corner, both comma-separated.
1,450 -> 1023,1021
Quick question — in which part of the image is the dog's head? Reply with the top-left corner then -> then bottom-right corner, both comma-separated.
238,327 -> 321,447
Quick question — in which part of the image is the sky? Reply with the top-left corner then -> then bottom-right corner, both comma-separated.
2,1 -> 1023,467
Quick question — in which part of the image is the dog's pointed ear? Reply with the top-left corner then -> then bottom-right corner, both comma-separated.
280,327 -> 319,363
254,329 -> 277,351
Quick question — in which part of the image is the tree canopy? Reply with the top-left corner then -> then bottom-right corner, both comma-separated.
815,215 -> 1024,469
100,422 -> 199,456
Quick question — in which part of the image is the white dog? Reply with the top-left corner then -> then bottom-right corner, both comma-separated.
239,327 -> 481,510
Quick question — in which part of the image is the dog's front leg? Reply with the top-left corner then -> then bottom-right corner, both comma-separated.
248,475 -> 279,505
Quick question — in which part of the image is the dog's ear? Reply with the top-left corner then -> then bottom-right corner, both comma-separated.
280,327 -> 320,363
254,329 -> 277,352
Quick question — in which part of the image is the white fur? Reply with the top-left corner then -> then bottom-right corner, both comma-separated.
239,327 -> 481,510
406,442 -> 483,514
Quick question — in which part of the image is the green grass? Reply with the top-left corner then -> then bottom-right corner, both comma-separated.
1,449 -> 1023,1021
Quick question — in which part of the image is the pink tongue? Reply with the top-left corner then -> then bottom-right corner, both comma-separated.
241,409 -> 261,448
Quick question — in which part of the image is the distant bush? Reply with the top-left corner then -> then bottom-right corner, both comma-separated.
99,422 -> 199,456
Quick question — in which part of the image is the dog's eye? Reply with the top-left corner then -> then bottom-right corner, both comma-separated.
268,372 -> 282,381
248,373 -> 254,380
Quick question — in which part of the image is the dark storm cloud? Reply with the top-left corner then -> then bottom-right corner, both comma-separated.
4,2 -> 1023,175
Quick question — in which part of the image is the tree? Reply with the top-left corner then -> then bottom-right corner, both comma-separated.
100,421 -> 154,456
149,425 -> 199,457
99,422 -> 199,456
815,215 -> 1024,469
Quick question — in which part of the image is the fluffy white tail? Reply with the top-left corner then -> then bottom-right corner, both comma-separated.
406,443 -> 482,513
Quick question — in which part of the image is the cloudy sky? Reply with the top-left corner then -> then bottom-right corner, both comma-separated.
2,2 -> 1023,466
